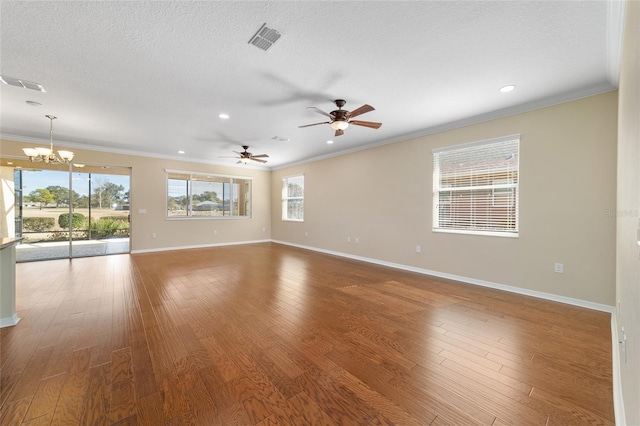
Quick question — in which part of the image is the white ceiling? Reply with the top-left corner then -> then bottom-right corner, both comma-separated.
0,1 -> 624,169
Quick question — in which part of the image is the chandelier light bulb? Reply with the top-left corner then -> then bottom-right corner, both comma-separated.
22,115 -> 75,164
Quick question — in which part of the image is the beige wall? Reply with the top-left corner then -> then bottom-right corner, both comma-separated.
272,92 -> 618,307
616,0 -> 640,423
0,141 -> 272,251
1,94 -> 618,307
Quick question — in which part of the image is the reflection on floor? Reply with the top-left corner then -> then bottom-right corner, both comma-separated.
16,238 -> 130,262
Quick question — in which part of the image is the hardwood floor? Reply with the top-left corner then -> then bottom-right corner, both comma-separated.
1,242 -> 614,425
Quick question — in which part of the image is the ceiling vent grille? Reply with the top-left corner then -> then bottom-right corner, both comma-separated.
248,23 -> 281,51
0,75 -> 46,92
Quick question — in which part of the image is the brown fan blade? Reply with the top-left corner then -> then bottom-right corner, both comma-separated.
350,120 -> 382,129
335,128 -> 344,137
251,154 -> 269,158
251,158 -> 267,163
348,104 -> 375,119
299,122 -> 330,128
307,107 -> 332,118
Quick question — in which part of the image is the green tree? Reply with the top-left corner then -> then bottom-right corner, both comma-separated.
70,190 -> 81,208
93,181 -> 125,209
46,185 -> 69,207
192,191 -> 221,203
29,189 -> 55,210
168,196 -> 188,211
76,195 -> 90,209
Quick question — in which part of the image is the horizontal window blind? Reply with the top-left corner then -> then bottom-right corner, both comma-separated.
433,136 -> 519,236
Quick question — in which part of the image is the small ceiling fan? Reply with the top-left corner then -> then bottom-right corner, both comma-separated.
299,99 -> 382,137
228,146 -> 269,164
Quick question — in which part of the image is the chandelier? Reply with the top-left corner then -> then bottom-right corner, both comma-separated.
23,115 -> 74,164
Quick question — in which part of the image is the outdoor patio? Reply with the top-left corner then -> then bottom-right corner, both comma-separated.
16,238 -> 130,262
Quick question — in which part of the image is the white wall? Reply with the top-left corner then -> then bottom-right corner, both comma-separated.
272,92 -> 618,307
616,0 -> 640,423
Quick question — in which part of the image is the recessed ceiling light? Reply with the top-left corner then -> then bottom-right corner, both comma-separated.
218,113 -> 230,119
499,85 -> 516,93
178,150 -> 185,154
26,100 -> 42,107
327,140 -> 334,144
7,162 -> 13,165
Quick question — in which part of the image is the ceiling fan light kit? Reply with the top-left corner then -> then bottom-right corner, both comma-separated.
331,121 -> 349,131
220,145 -> 269,164
300,99 -> 382,137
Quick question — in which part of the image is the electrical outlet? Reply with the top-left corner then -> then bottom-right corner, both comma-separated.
213,229 -> 217,235
554,263 -> 564,273
416,245 -> 421,253
355,237 -> 359,244
152,232 -> 157,239
347,237 -> 351,243
304,231 -> 308,237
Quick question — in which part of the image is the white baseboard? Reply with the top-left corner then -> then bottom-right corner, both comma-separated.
0,313 -> 20,328
272,241 -> 624,420
85,238 -> 628,423
271,240 -> 615,313
131,239 -> 271,254
611,314 -> 627,426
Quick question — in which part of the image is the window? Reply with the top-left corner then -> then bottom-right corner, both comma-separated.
166,170 -> 251,218
282,174 -> 304,221
432,135 -> 519,236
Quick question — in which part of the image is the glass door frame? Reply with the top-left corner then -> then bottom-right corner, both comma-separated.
1,156 -> 131,261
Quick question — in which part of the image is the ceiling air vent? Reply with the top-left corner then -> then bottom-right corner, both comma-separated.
0,75 -> 46,92
248,23 -> 281,51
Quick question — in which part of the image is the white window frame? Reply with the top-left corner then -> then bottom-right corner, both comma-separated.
491,178 -> 515,207
165,169 -> 252,219
282,174 -> 304,222
432,135 -> 520,237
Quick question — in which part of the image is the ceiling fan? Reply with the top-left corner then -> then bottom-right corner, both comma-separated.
299,99 -> 382,136
228,146 -> 269,164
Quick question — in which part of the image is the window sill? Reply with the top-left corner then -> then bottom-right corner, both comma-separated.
433,228 -> 518,238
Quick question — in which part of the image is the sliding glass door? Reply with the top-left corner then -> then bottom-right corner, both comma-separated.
69,166 -> 130,258
0,158 -> 131,262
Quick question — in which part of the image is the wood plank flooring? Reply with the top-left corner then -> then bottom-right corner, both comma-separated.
1,242 -> 614,425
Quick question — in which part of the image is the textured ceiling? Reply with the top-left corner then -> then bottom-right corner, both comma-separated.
0,1 -> 623,169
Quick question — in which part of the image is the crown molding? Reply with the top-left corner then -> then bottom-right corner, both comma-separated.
273,84 -> 617,171
0,133 -> 269,170
606,0 -> 627,86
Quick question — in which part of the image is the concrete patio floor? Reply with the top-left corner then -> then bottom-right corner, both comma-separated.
16,238 -> 130,262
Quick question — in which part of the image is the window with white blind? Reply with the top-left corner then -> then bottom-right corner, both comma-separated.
166,170 -> 251,219
432,135 -> 519,236
282,174 -> 304,221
